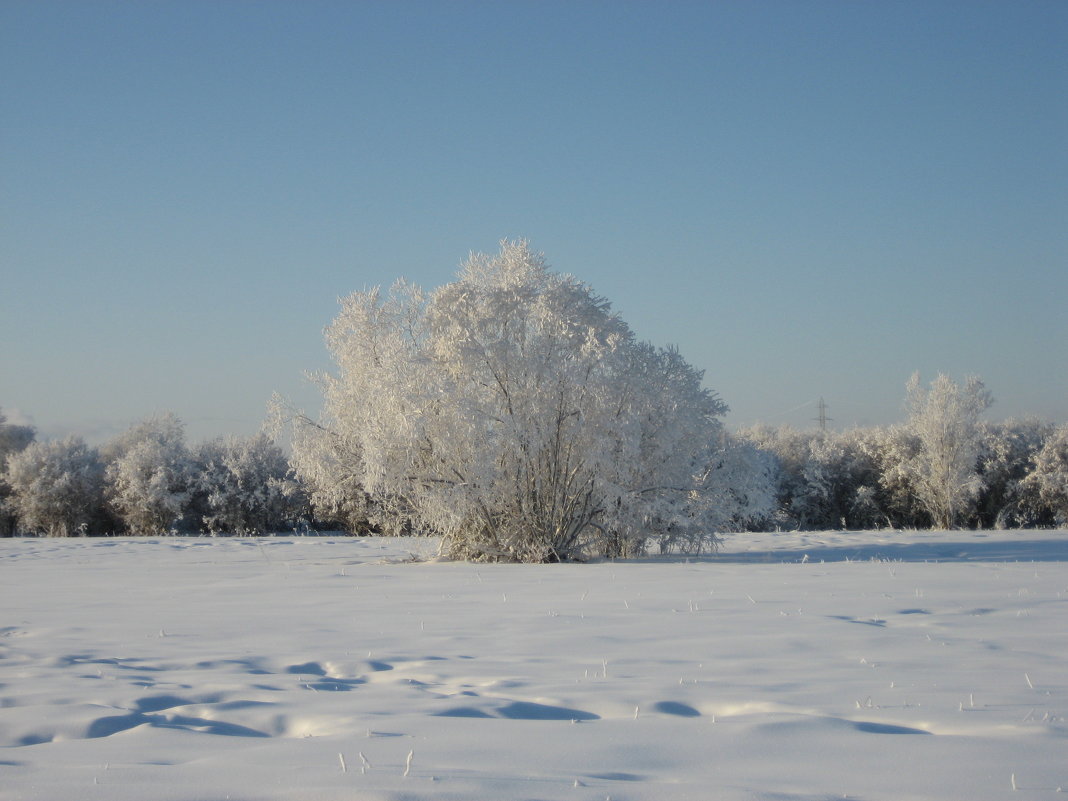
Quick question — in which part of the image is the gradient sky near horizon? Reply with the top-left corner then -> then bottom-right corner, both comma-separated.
3,0 -> 1066,444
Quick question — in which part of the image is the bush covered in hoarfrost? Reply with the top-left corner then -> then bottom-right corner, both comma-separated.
285,240 -> 731,561
3,436 -> 106,537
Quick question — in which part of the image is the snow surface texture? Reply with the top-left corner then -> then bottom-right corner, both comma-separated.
2,530 -> 1066,801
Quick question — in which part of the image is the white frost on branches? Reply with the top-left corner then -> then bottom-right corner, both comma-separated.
2,437 -> 104,537
286,240 -> 729,561
1023,425 -> 1068,526
0,408 -> 37,535
194,434 -> 302,535
693,436 -> 778,537
901,372 -> 993,529
103,413 -> 193,535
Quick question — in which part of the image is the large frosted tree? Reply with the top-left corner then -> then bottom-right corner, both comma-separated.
902,372 -> 993,529
287,240 -> 728,561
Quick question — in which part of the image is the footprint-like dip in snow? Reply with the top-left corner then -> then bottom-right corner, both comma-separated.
650,700 -> 701,717
434,700 -> 599,721
86,711 -> 269,739
756,715 -> 931,736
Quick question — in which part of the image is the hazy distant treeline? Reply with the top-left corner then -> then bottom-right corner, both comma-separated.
2,400 -> 1065,540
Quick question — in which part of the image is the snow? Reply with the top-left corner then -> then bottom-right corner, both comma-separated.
2,529 -> 1066,800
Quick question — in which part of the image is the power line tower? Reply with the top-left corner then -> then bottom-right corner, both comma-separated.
815,397 -> 832,431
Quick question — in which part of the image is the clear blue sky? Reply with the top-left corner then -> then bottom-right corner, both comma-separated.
3,0 -> 1066,443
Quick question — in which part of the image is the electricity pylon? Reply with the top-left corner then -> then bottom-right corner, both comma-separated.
815,397 -> 832,431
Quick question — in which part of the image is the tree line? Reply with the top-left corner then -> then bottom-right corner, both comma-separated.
0,410 -> 307,538
3,241 -> 1066,555
736,412 -> 1067,533
3,390 -> 1066,545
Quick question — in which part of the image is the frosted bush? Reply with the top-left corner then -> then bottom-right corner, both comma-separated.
285,240 -> 728,561
2,437 -> 105,536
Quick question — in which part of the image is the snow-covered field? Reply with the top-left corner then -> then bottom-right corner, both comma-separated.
2,530 -> 1066,801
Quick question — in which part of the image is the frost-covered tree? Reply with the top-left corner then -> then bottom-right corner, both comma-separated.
103,412 -> 193,535
2,437 -> 105,536
1021,425 -> 1068,526
975,419 -> 1054,528
860,424 -> 928,528
736,424 -> 809,528
193,434 -> 304,534
284,406 -> 382,533
285,240 -> 728,561
694,435 -> 778,536
901,373 -> 993,529
0,409 -> 37,536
